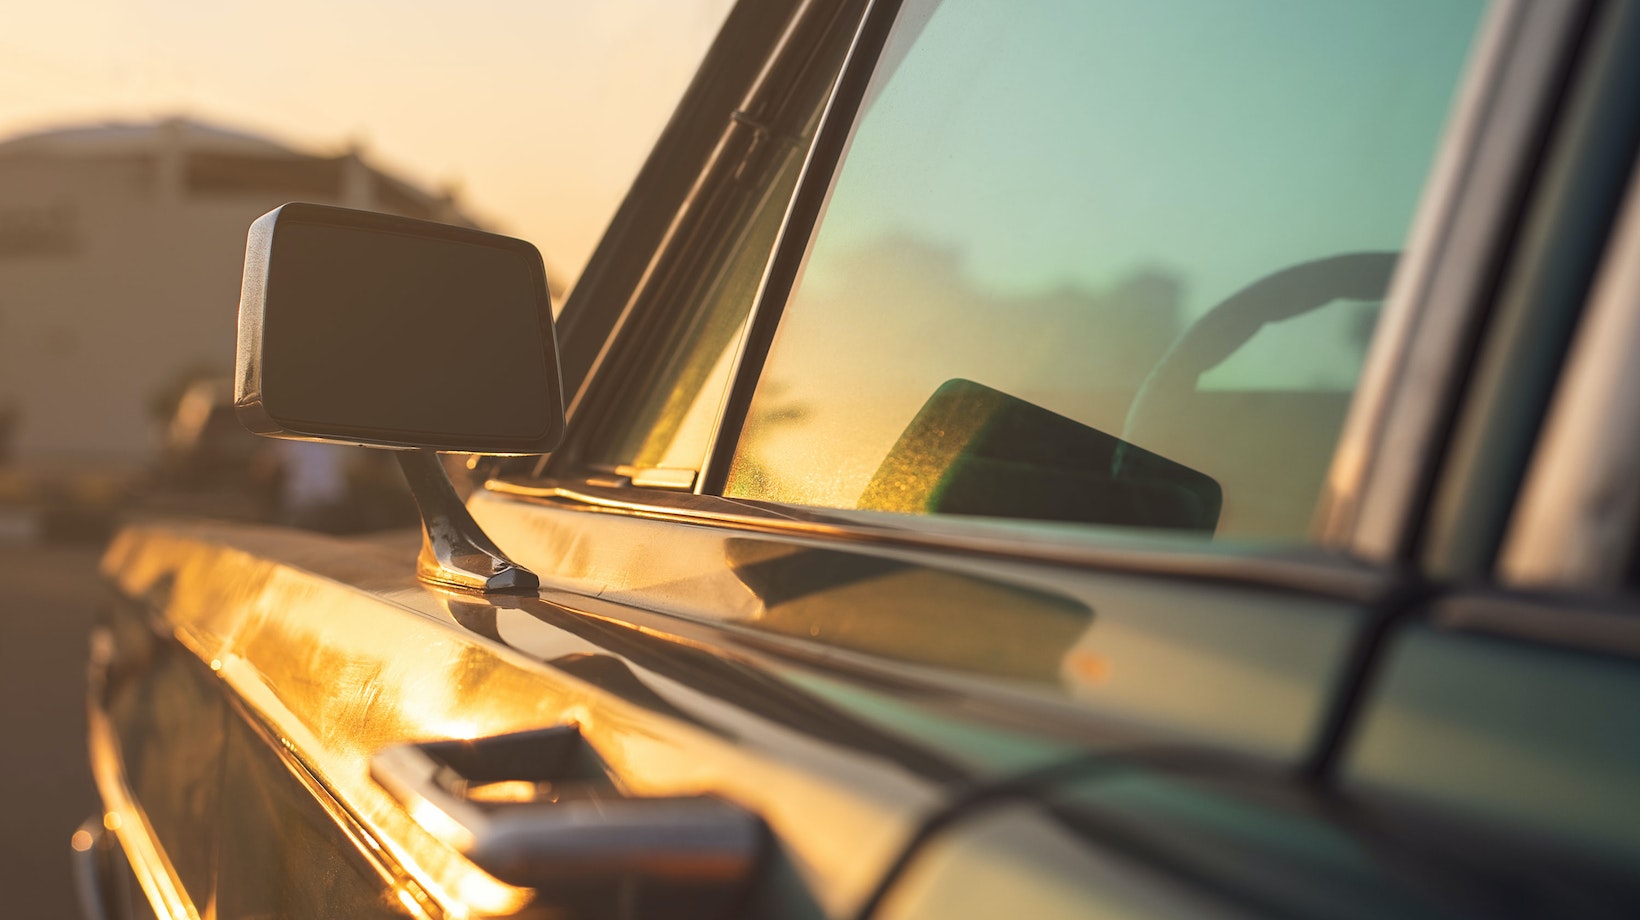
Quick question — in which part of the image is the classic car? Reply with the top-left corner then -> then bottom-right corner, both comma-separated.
76,0 -> 1640,917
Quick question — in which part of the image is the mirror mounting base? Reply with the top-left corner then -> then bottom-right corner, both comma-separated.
396,449 -> 539,595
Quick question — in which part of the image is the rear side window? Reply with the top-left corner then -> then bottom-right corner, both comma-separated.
723,0 -> 1487,541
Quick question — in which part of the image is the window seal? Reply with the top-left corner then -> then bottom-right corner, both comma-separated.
548,0 -> 812,420
1420,0 -> 1637,582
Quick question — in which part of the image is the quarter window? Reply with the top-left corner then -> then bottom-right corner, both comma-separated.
723,0 -> 1486,541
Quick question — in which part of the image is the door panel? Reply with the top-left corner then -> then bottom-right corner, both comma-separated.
1340,601 -> 1640,876
871,800 -> 1240,920
877,754 -> 1640,920
214,708 -> 417,919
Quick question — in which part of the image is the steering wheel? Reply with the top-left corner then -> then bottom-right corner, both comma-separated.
1114,251 -> 1399,476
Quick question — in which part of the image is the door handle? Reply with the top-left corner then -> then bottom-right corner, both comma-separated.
370,725 -> 767,908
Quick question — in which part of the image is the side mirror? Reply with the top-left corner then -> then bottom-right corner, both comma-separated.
236,202 -> 564,453
235,203 -> 563,594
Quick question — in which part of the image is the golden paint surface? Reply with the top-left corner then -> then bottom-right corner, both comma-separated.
101,520 -> 935,918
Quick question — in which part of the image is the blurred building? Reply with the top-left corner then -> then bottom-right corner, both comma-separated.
0,117 -> 477,471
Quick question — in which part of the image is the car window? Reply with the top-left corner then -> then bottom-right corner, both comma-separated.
721,0 -> 1487,542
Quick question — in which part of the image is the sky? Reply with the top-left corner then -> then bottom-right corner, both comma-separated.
0,0 -> 734,289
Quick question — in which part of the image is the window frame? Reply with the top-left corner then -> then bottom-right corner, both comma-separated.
1316,0 -> 1597,562
1500,116 -> 1640,592
533,0 -> 870,489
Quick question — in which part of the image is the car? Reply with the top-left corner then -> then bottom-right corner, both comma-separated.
75,0 -> 1640,917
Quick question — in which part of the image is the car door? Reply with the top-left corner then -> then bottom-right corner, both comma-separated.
84,1 -> 1638,919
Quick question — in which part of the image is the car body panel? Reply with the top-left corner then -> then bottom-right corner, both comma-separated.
1342,611 -> 1640,869
871,801 -> 1244,920
93,486 -> 1379,918
467,486 -> 1373,764
93,519 -> 1073,917
878,727 -> 1640,920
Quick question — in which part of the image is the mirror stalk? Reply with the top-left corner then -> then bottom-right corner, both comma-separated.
396,449 -> 538,595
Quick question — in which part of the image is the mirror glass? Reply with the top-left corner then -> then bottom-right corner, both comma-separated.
244,204 -> 562,452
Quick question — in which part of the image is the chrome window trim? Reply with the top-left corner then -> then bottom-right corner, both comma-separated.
1499,164 -> 1640,590
1318,0 -> 1593,560
487,477 -> 1386,602
1414,0 -> 1640,580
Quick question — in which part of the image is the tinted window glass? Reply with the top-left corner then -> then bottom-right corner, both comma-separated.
724,0 -> 1485,540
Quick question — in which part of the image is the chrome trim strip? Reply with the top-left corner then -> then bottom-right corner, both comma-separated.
1498,166 -> 1640,589
486,478 -> 1385,601
87,700 -> 200,920
70,818 -> 115,920
1319,0 -> 1591,559
559,119 -> 744,426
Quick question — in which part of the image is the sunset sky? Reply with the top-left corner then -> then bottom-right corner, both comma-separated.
0,0 -> 733,289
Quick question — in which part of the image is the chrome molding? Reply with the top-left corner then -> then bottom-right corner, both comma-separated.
70,818 -> 117,920
1318,0 -> 1592,560
486,478 -> 1385,601
1498,166 -> 1640,589
86,701 -> 200,920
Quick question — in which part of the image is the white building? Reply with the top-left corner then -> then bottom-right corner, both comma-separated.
0,118 -> 477,470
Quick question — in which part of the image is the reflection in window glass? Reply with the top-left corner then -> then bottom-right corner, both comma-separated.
725,0 -> 1485,540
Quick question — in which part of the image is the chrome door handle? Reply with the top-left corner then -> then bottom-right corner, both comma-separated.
370,725 -> 767,902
